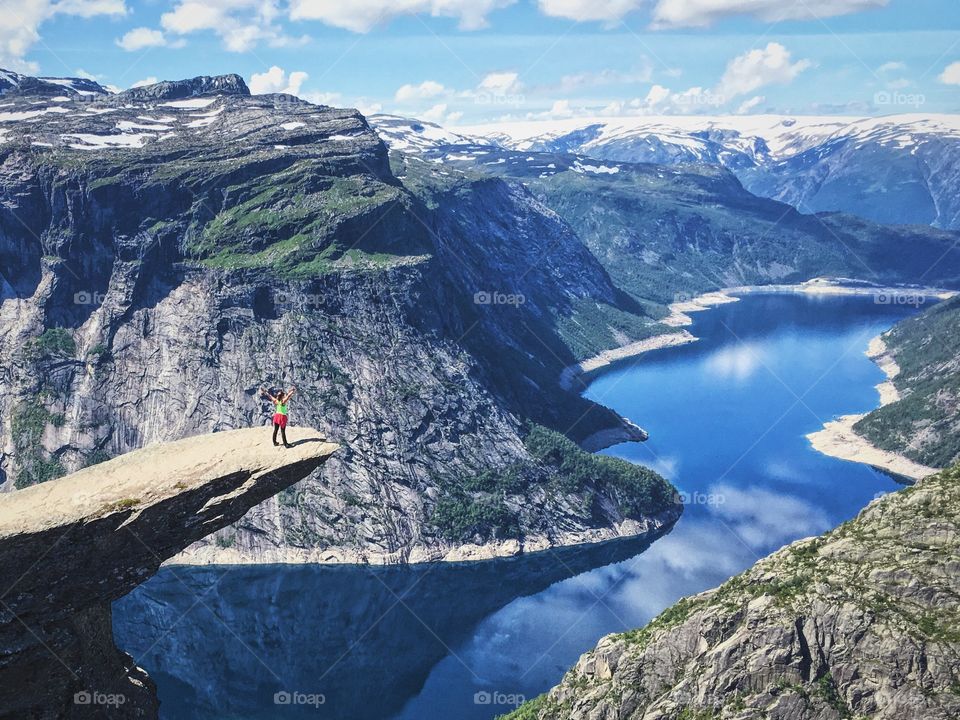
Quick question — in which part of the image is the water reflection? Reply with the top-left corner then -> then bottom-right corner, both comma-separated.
115,534 -> 665,720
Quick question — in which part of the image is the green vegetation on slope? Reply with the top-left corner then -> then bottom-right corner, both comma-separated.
24,328 -> 76,361
11,405 -> 65,489
184,163 -> 425,276
555,298 -> 668,361
855,295 -> 960,467
429,424 -> 675,544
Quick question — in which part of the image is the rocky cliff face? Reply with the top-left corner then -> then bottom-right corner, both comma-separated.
0,427 -> 337,719
508,463 -> 960,720
0,71 -> 679,564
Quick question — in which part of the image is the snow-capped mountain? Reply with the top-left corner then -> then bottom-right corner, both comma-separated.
451,114 -> 960,229
0,68 -> 108,98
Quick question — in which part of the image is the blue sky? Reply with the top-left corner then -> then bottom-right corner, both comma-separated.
8,0 -> 960,123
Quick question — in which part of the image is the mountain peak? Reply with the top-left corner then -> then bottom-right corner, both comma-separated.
116,73 -> 250,102
0,67 -> 109,97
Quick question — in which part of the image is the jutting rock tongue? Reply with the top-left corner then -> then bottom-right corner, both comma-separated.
0,427 -> 337,719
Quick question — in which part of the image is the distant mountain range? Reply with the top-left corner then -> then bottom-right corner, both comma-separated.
372,114 -> 960,306
426,113 -> 960,230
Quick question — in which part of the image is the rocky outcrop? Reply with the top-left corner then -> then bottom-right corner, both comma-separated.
508,463 -> 960,720
0,70 -> 677,565
0,426 -> 337,719
115,74 -> 249,102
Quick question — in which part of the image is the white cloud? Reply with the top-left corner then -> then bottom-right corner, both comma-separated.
289,0 -> 515,32
249,66 -> 309,95
716,42 -> 811,99
601,100 -> 623,115
130,76 -> 159,88
555,66 -> 652,92
116,27 -> 167,51
0,0 -> 127,72
877,60 -> 905,73
356,100 -> 382,116
478,71 -> 523,95
421,102 -> 450,121
50,0 -> 127,17
644,83 -> 670,106
625,83 -> 724,114
159,0 -> 307,52
301,90 -> 342,106
537,0 -> 642,23
415,102 -> 462,124
395,80 -> 446,102
709,484 -> 831,548
736,95 -> 764,114
939,61 -> 960,86
537,0 -> 886,26
543,99 -> 574,118
651,0 -> 888,28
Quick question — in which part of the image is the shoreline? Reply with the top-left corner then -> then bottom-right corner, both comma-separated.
805,335 -> 940,481
168,505 -> 682,566
561,278 -> 957,392
560,277 -> 953,478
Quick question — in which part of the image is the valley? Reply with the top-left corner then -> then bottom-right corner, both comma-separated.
0,65 -> 958,720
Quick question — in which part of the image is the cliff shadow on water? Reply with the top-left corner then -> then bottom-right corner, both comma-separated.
114,533 -> 668,720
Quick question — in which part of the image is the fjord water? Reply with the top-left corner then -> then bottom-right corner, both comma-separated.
114,293 -> 921,719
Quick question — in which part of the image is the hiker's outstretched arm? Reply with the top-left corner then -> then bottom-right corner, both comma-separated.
260,387 -> 278,403
286,386 -> 297,399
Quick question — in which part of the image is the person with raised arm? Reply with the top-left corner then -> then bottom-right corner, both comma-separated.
260,385 -> 296,448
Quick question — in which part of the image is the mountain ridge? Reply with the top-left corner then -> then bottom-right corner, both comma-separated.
452,112 -> 960,230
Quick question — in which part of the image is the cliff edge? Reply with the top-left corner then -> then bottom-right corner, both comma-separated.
0,427 -> 337,719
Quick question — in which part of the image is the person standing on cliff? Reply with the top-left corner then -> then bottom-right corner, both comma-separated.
260,386 -> 296,448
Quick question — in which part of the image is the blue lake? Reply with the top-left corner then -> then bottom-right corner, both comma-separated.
114,293 -> 921,719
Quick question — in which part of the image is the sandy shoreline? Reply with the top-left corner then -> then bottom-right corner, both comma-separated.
169,506 -> 682,566
805,335 -> 939,481
560,330 -> 697,390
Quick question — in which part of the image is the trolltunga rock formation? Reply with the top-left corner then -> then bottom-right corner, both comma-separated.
0,427 -> 337,719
